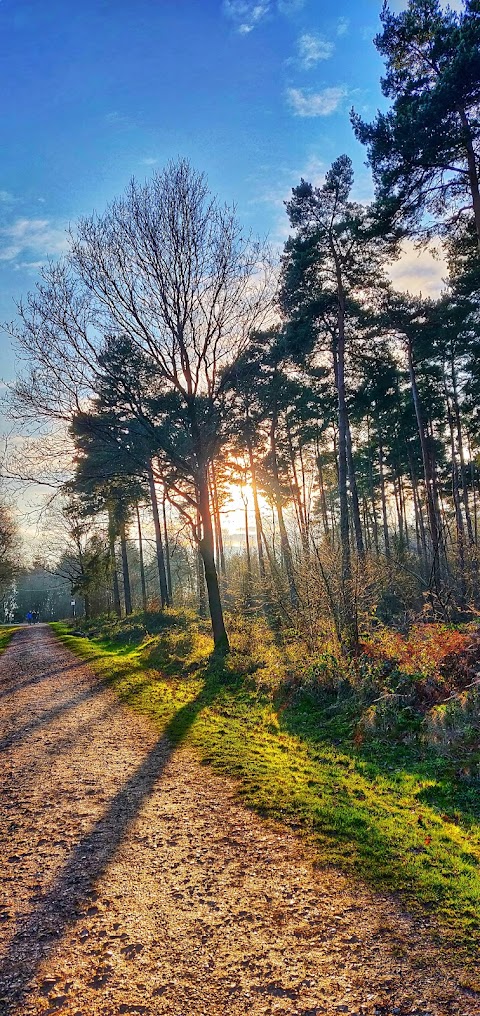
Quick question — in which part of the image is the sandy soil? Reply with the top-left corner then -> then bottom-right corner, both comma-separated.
0,624 -> 478,1016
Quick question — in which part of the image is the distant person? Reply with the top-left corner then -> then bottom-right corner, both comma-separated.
33,611 -> 39,623
26,611 -> 32,624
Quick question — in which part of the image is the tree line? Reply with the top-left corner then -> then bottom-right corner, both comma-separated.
6,0 -> 480,652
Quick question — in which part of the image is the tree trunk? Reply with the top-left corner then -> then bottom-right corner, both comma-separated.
298,441 -> 309,544
406,336 -> 443,593
333,327 -> 352,602
362,496 -> 372,551
407,450 -> 428,575
270,414 -> 298,608
458,105 -> 480,252
248,441 -> 265,579
445,384 -> 467,605
394,474 -> 404,546
196,509 -> 207,617
162,493 -> 173,603
243,498 -> 253,608
412,477 -> 423,559
467,436 -> 478,548
400,475 -> 410,551
450,351 -> 474,544
198,465 -> 229,650
135,502 -> 148,612
378,441 -> 390,559
210,463 -> 226,578
366,421 -> 379,555
315,443 -> 330,539
108,503 -> 122,617
346,418 -> 365,559
286,419 -> 309,556
119,519 -> 132,616
148,463 -> 169,608
244,501 -> 252,574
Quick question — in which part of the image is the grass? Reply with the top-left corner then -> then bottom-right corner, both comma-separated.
0,626 -> 17,654
51,611 -> 480,966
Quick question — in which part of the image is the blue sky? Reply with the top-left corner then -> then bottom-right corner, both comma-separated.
0,0 -> 442,386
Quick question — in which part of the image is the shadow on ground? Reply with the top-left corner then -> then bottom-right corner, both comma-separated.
0,639 -> 223,1015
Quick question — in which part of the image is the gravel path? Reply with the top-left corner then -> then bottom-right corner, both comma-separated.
0,624 -> 478,1016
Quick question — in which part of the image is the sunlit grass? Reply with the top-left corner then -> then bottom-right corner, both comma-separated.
0,626 -> 17,654
51,614 -> 480,963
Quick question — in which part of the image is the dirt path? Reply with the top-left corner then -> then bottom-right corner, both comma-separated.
0,625 -> 478,1016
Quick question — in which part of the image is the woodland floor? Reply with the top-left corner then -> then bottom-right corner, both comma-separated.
0,626 -> 479,1016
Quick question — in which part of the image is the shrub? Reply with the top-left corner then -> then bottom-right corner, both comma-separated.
424,686 -> 480,755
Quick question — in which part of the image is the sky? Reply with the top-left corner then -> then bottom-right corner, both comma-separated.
0,0 -> 449,382
0,0 -> 449,552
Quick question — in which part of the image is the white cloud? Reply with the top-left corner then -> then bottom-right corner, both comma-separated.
222,0 -> 270,33
0,190 -> 15,204
277,0 -> 305,12
0,218 -> 69,263
13,260 -> 47,273
222,0 -> 304,33
297,33 -> 334,68
388,241 -> 446,298
336,17 -> 349,36
286,86 -> 346,117
141,157 -> 158,166
298,154 -> 325,185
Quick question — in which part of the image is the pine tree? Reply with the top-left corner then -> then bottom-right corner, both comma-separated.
352,0 -> 480,247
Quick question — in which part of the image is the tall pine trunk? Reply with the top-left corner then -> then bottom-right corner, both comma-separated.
450,352 -> 474,545
406,336 -> 443,593
248,440 -> 266,579
315,443 -> 330,539
378,442 -> 390,559
445,382 -> 467,604
148,463 -> 169,608
332,290 -> 356,648
162,493 -> 173,603
458,105 -> 480,252
135,502 -> 148,612
346,419 -> 365,559
108,503 -> 122,617
196,509 -> 207,617
286,419 -> 309,556
198,465 -> 229,650
270,415 -> 298,608
119,519 -> 132,616
244,500 -> 252,574
210,463 -> 226,578
333,317 -> 353,638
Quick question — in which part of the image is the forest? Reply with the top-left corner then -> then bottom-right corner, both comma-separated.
5,1 -> 480,644
1,0 -> 480,992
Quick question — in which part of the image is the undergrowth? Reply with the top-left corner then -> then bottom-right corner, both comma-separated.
51,610 -> 480,968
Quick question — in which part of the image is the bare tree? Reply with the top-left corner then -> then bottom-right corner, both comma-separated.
0,501 -> 18,593
9,159 -> 272,649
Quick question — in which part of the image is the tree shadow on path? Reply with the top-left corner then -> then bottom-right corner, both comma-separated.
0,680 -> 216,1015
0,656 -> 104,703
0,679 -> 116,754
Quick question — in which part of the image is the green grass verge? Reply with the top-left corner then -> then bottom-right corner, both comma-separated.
51,614 -> 480,965
0,626 -> 17,654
